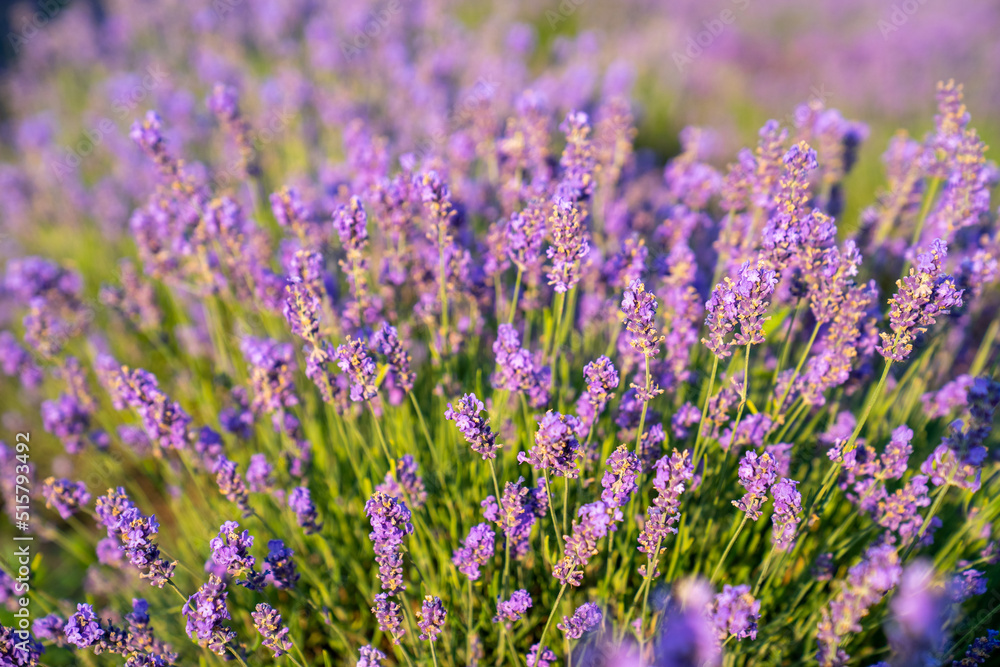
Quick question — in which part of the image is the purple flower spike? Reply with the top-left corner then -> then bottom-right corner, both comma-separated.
553,501 -> 614,586
771,478 -> 802,551
703,260 -> 778,358
495,590 -> 533,625
452,523 -> 495,581
210,521 -> 265,591
264,539 -> 299,590
622,279 -> 664,358
877,239 -> 963,362
252,603 -> 292,658
558,602 -> 602,639
41,477 -> 90,519
364,491 -> 414,594
417,596 -> 447,642
65,603 -> 103,648
519,410 -> 582,479
546,195 -> 590,293
601,445 -> 640,510
358,644 -> 387,667
445,393 -> 500,460
638,449 -> 695,576
182,575 -> 236,655
493,324 -> 550,408
712,584 -> 760,641
336,336 -> 379,402
372,594 -> 405,645
733,451 -> 778,521
289,486 -> 322,535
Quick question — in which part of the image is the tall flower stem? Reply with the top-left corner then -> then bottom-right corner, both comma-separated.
771,321 -> 821,418
768,298 -> 803,401
753,543 -> 778,597
842,359 -> 893,455
710,514 -> 749,583
438,224 -> 449,346
725,344 -> 753,452
488,459 -> 512,597
693,356 -> 720,466
369,403 -> 395,475
536,581 -> 569,662
508,266 -> 524,324
543,469 -> 564,554
633,357 -> 652,455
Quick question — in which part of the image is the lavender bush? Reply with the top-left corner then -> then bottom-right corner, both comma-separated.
1,2 -> 999,667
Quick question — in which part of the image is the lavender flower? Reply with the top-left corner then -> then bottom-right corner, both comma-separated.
182,575 -> 235,655
114,367 -> 191,450
877,239 -> 963,361
358,645 -> 387,667
601,445 -> 641,509
672,402 -> 702,440
711,585 -> 760,641
264,539 -> 299,590
213,456 -> 252,517
482,477 -> 544,559
557,602 -> 602,639
553,501 -> 614,586
445,394 -> 500,460
65,603 -> 104,647
526,644 -> 557,667
638,450 -> 695,575
365,491 -> 414,594
733,451 -> 778,521
241,337 -> 299,414
452,523 -> 495,581
771,478 -> 802,551
252,604 -> 292,658
376,454 -> 427,509
622,279 -> 664,358
951,569 -> 988,603
518,411 -> 582,478
246,454 -> 274,493
41,477 -> 90,519
336,336 -> 378,402
372,594 -> 405,645
33,614 -> 64,644
210,521 -> 265,591
546,195 -> 590,293
703,261 -> 778,357
371,323 -> 415,395
492,324 -> 550,408
495,590 -> 532,625
289,486 -> 321,535
417,596 -> 447,642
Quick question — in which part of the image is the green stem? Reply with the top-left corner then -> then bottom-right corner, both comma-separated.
543,470 -> 564,555
725,344 -> 752,452
710,515 -> 749,583
693,356 -> 720,465
535,582 -> 569,660
771,321 -> 821,418
508,266 -> 524,324
842,360 -> 893,454
753,543 -> 777,597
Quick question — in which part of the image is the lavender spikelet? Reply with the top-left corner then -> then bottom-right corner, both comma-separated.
358,645 -> 387,667
518,411 -> 582,478
289,486 -> 321,535
546,195 -> 590,293
495,590 -> 532,625
638,449 -> 694,575
526,644 -> 557,667
65,603 -> 104,647
41,477 -> 90,520
417,596 -> 447,642
445,393 -> 500,460
252,604 -> 292,658
492,324 -> 550,408
601,445 -> 640,509
270,186 -> 313,240
264,539 -> 299,590
182,575 -> 236,655
452,523 -> 495,581
117,507 -> 177,587
953,630 -> 1000,666
733,451 -> 778,521
877,239 -> 963,361
622,279 -> 665,358
703,261 -> 778,357
583,356 -> 619,409
240,337 -> 299,413
246,453 -> 274,493
557,602 -> 602,639
371,323 -> 415,395
482,477 -> 541,559
116,367 -> 191,451
376,454 -> 427,509
770,478 -> 802,551
711,585 -> 760,641
213,456 -> 251,517
557,110 -> 595,199
553,501 -> 614,586
365,491 -> 414,594
210,521 -> 265,591
335,336 -> 378,402
372,594 -> 405,645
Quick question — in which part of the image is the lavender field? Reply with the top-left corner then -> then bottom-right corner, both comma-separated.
1,1 -> 1000,666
